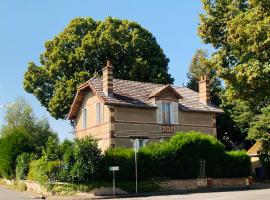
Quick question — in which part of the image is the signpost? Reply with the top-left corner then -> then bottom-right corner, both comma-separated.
134,139 -> 139,194
109,166 -> 119,196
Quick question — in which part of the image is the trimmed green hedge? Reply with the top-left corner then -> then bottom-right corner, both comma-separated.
104,132 -> 251,180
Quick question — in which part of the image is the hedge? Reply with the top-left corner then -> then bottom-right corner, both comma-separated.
104,132 -> 251,180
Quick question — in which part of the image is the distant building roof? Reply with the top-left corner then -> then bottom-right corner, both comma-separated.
247,142 -> 262,157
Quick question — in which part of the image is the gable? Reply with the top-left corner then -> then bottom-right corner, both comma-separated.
148,84 -> 182,101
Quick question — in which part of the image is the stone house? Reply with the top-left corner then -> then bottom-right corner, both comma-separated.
68,61 -> 223,151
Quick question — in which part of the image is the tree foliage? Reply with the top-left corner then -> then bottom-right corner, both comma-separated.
198,0 -> 270,107
187,49 -> 222,106
23,17 -> 174,119
198,0 -> 270,149
0,97 -> 57,152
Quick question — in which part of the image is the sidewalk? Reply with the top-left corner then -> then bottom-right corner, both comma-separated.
46,183 -> 270,200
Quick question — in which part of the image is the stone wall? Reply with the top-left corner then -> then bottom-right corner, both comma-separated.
159,178 -> 253,191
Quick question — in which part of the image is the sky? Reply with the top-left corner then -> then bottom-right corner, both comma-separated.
0,0 -> 213,141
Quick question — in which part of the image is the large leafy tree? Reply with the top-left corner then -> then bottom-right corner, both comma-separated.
23,17 -> 174,119
198,0 -> 270,108
198,0 -> 270,146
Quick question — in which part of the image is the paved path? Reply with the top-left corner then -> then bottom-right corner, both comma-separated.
107,188 -> 270,200
0,185 -> 33,200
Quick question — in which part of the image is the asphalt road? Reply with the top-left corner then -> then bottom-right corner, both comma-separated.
0,185 -> 33,200
111,188 -> 270,200
1,185 -> 270,200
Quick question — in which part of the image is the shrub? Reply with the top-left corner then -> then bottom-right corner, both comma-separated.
28,158 -> 61,183
222,150 -> 251,178
68,137 -> 102,183
0,129 -> 35,179
16,153 -> 37,180
104,132 -> 251,180
103,148 -> 134,181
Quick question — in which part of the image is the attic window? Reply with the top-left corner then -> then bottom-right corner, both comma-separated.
162,102 -> 171,123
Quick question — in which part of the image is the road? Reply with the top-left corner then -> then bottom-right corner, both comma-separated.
0,185 -> 270,200
107,188 -> 270,200
0,185 -> 33,200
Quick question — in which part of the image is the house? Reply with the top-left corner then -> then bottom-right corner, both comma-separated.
67,61 -> 223,151
247,142 -> 264,178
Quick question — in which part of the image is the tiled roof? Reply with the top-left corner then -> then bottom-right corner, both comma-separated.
89,77 -> 223,113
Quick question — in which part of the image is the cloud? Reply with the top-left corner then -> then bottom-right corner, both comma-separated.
0,105 -> 4,109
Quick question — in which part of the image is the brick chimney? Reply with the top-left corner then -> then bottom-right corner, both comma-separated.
102,60 -> 113,97
199,75 -> 210,105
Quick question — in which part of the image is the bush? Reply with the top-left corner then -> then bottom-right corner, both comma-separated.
68,137 -> 102,183
103,148 -> 134,181
16,153 -> 37,180
28,158 -> 61,183
104,132 -> 251,180
0,129 -> 35,179
222,151 -> 251,178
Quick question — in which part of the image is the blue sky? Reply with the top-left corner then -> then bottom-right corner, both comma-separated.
0,1 -> 213,141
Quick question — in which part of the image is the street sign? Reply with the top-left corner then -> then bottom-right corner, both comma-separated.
109,166 -> 119,196
109,166 -> 119,171
133,138 -> 139,153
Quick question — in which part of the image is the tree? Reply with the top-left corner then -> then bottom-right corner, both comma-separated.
198,0 -> 270,108
0,97 -> 57,153
187,49 -> 222,106
23,17 -> 174,120
198,0 -> 270,149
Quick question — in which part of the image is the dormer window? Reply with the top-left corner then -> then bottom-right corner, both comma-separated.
162,102 -> 171,124
156,101 -> 178,124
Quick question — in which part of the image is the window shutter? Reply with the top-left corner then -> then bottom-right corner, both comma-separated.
96,103 -> 100,125
170,102 -> 179,124
156,101 -> 162,123
82,108 -> 87,129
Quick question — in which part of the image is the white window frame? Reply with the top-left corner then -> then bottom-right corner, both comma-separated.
82,107 -> 87,129
96,102 -> 104,125
156,100 -> 179,124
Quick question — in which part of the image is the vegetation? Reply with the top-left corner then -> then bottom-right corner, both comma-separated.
0,98 -> 57,179
105,132 -> 251,180
197,0 -> 270,152
23,17 -> 174,120
28,136 -> 102,184
0,130 -> 35,179
187,49 -> 222,106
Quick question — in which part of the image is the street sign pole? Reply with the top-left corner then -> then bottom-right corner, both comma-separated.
109,166 -> 119,196
113,170 -> 115,196
135,148 -> 138,194
134,139 -> 139,194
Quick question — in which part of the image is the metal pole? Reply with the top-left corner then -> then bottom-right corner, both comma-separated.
135,150 -> 138,194
113,170 -> 115,196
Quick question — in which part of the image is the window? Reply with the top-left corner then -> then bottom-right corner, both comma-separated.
162,102 -> 171,123
96,102 -> 104,125
82,108 -> 87,129
156,101 -> 178,124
